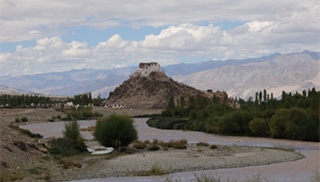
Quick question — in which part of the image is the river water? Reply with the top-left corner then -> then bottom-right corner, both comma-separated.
20,118 -> 319,182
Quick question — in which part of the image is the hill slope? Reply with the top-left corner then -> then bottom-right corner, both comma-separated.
106,71 -> 227,109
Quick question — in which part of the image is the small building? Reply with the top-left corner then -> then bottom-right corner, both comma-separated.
66,102 -> 74,107
132,62 -> 161,77
111,104 -> 125,109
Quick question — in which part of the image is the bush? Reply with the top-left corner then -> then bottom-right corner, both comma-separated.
148,145 -> 160,151
133,141 -> 147,149
147,118 -> 187,130
47,138 -> 87,158
63,120 -> 81,141
270,108 -> 290,138
59,158 -> 82,169
94,114 -> 138,148
169,139 -> 187,149
249,117 -> 269,136
15,118 -> 20,123
210,145 -> 218,150
218,111 -> 253,135
8,125 -> 43,138
21,117 -> 28,122
197,142 -> 209,147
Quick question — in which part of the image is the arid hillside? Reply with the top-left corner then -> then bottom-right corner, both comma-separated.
106,70 -> 229,109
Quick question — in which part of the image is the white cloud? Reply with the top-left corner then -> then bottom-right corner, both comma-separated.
0,0 -> 319,76
246,21 -> 273,33
1,0 -> 318,42
1,18 -> 319,77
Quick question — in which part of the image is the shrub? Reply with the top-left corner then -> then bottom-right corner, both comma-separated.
172,140 -> 187,149
48,119 -> 55,122
148,145 -> 160,151
21,117 -> 28,122
59,158 -> 82,169
147,118 -> 187,130
249,117 -> 269,137
8,125 -> 43,138
63,120 -> 81,141
15,118 -> 20,123
210,145 -> 218,150
218,111 -> 253,135
120,146 -> 137,154
197,142 -> 209,147
47,138 -> 87,158
29,168 -> 41,175
93,112 -> 103,117
136,163 -> 169,176
192,173 -> 221,182
270,109 -> 290,138
133,141 -> 147,149
152,139 -> 159,145
94,114 -> 138,148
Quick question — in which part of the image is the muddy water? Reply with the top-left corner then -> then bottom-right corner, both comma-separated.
20,118 -> 319,182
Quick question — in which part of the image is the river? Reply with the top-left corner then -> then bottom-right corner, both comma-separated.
20,118 -> 319,182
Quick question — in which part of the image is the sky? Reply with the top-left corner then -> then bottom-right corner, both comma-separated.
0,0 -> 319,77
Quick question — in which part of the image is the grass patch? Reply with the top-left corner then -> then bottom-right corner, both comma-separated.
192,173 -> 221,182
168,139 -> 187,149
0,171 -> 23,181
104,152 -> 126,160
8,125 -> 43,138
136,163 -> 170,176
197,142 -> 209,147
59,158 -> 82,169
190,173 -> 270,182
311,171 -> 320,182
210,145 -> 218,150
80,126 -> 96,132
133,141 -> 147,149
264,147 -> 295,152
148,145 -> 160,151
29,168 -> 41,175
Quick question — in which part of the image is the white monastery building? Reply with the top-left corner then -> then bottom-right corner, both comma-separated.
133,62 -> 161,77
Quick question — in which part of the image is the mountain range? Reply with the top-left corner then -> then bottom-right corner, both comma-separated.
1,50 -> 319,99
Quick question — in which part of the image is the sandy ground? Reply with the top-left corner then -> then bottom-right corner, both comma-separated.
56,145 -> 302,181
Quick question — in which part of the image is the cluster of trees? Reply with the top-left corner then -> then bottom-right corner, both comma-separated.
68,93 -> 104,106
64,106 -> 103,120
0,92 -> 105,108
149,88 -> 319,141
0,94 -> 52,107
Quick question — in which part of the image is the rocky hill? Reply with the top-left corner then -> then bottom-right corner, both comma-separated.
106,64 -> 228,109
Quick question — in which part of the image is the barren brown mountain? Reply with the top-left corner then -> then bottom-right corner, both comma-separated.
106,63 -> 229,109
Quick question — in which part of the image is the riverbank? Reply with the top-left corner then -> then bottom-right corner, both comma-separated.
51,144 -> 303,181
1,108 -> 317,182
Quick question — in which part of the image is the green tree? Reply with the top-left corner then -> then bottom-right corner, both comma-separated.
63,120 -> 82,141
188,96 -> 196,110
94,114 -> 138,148
249,117 -> 269,136
167,96 -> 175,111
270,108 -> 290,138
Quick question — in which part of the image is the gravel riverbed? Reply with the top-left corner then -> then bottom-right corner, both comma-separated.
52,145 -> 303,181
